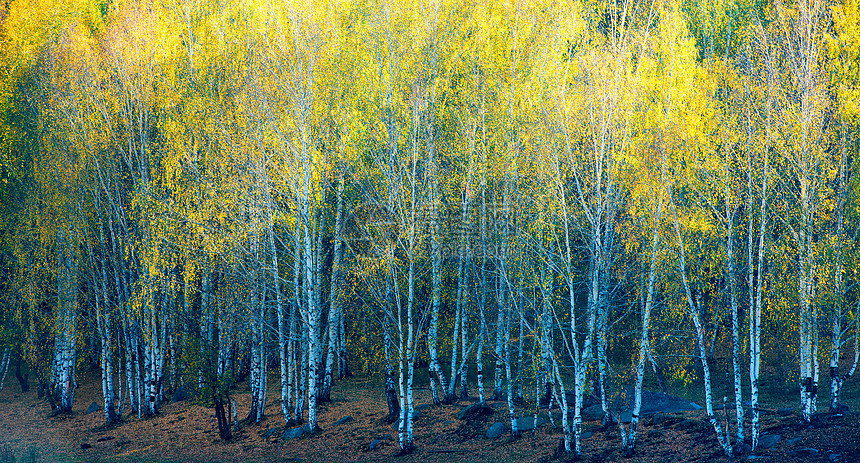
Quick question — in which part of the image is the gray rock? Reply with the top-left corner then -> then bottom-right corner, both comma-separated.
734,443 -> 753,456
86,401 -> 100,414
515,416 -> 547,431
486,422 -> 505,439
776,407 -> 793,416
458,403 -> 493,421
415,404 -> 432,411
581,404 -> 605,422
758,433 -> 781,449
631,389 -> 702,414
301,423 -> 321,433
792,448 -> 819,456
785,437 -> 802,446
829,454 -> 841,462
261,428 -> 280,439
281,427 -> 304,439
614,410 -> 632,423
334,416 -> 353,425
368,438 -> 382,451
581,431 -> 593,439
171,385 -> 191,403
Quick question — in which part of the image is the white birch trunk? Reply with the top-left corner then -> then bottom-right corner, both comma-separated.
92,223 -> 118,423
828,118 -> 850,414
0,348 -> 9,391
291,226 -> 301,422
248,234 -> 268,424
539,266 -> 553,408
726,181 -> 743,447
623,190 -> 662,455
322,175 -> 345,402
450,251 -> 464,398
55,225 -> 78,413
450,160 -> 475,401
673,202 -> 733,457
504,303 -> 517,437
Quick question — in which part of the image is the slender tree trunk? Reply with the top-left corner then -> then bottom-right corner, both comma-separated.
247,234 -> 267,424
725,171 -> 743,448
54,225 -> 78,413
450,204 -> 467,400
622,189 -> 662,456
383,288 -> 399,422
476,78 -> 488,407
0,348 -> 9,391
504,294 -> 517,437
92,219 -> 118,423
427,150 -> 448,403
673,202 -> 733,457
493,286 -> 505,401
829,118 -> 851,414
263,168 -> 292,424
322,175 -> 345,403
291,225 -> 302,423
539,265 -> 553,409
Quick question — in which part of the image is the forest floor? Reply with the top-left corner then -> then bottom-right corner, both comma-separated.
0,367 -> 859,463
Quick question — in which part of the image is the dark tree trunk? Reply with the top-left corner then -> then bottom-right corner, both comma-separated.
15,356 -> 29,393
385,374 -> 399,423
214,393 -> 232,440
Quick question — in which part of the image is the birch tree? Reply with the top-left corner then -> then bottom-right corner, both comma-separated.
773,0 -> 830,423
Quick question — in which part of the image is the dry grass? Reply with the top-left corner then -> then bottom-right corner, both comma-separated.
0,367 -> 859,463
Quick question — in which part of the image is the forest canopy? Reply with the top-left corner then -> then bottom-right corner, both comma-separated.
0,0 -> 859,458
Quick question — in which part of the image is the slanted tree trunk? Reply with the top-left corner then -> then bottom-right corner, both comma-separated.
213,391 -> 233,440
672,200 -> 733,457
621,181 -> 663,456
538,264 -> 554,410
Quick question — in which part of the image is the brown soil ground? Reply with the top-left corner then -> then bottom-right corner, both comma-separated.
1,370 -> 859,463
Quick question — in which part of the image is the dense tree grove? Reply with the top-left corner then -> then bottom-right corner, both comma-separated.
1,0 -> 859,457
